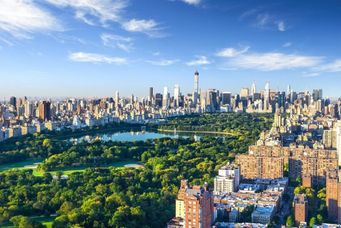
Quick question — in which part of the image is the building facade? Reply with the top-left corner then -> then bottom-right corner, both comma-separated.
236,145 -> 338,186
214,163 -> 240,195
293,194 -> 308,226
326,168 -> 341,223
169,179 -> 214,228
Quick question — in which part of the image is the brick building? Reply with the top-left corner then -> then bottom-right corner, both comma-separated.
236,145 -> 338,186
293,194 -> 308,226
169,180 -> 214,228
326,168 -> 341,223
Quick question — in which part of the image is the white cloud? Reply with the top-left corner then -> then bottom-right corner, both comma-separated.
180,0 -> 201,5
46,0 -> 127,24
302,72 -> 320,78
147,59 -> 178,66
282,42 -> 292,48
216,46 -> 249,58
75,11 -> 95,25
186,56 -> 211,66
253,13 -> 287,32
0,0 -> 61,39
256,14 -> 271,28
0,37 -> 14,46
47,0 -> 164,37
69,52 -> 127,64
229,52 -> 323,71
277,21 -> 286,32
101,33 -> 133,52
122,19 -> 161,36
316,59 -> 341,72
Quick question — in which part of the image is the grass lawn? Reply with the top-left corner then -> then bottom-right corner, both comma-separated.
33,216 -> 55,228
0,159 -> 142,177
2,216 -> 55,228
0,159 -> 43,172
46,159 -> 143,175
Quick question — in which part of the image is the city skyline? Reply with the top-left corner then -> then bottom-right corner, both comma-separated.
1,0 -> 341,97
2,1 -> 341,227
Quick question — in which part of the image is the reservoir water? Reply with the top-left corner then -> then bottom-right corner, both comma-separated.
69,131 -> 195,143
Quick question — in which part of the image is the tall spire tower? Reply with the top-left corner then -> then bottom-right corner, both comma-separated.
251,81 -> 257,96
264,82 -> 270,111
193,71 -> 199,106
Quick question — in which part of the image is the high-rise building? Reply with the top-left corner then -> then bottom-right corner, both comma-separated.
193,71 -> 199,106
115,91 -> 120,107
336,121 -> 341,167
214,163 -> 240,195
163,86 -> 169,108
293,194 -> 308,226
38,101 -> 51,121
9,96 -> 16,108
236,152 -> 284,179
149,87 -> 154,103
323,129 -> 337,149
273,108 -> 285,129
207,89 -> 219,111
287,84 -> 291,95
174,84 -> 180,107
264,82 -> 270,111
155,93 -> 163,107
312,89 -> 323,101
251,81 -> 257,96
238,145 -> 338,186
240,88 -> 250,98
326,168 -> 341,223
24,101 -> 33,118
171,180 -> 213,228
221,92 -> 232,105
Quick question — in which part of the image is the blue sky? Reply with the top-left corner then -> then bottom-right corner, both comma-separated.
1,0 -> 341,98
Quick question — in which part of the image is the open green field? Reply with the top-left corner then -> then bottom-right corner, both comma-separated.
0,159 -> 43,172
2,216 -> 55,228
0,159 -> 143,177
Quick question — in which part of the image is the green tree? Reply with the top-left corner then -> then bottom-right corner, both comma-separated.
286,215 -> 295,227
10,215 -> 45,228
309,217 -> 317,227
42,139 -> 52,147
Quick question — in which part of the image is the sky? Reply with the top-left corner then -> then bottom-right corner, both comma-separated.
1,0 -> 341,99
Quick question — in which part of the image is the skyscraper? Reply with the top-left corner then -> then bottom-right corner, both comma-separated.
155,93 -> 163,107
207,89 -> 219,111
312,89 -> 323,101
115,91 -> 119,107
174,84 -> 180,107
251,81 -> 256,96
264,82 -> 270,111
287,85 -> 291,96
149,87 -> 154,102
38,101 -> 51,121
221,92 -> 232,105
193,71 -> 199,106
240,88 -> 250,98
163,86 -> 169,108
9,96 -> 16,107
24,101 -> 33,118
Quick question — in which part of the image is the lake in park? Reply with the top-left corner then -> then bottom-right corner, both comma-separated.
68,130 -> 225,143
71,131 -> 183,143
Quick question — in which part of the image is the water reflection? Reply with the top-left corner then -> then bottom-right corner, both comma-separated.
70,131 -> 226,144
